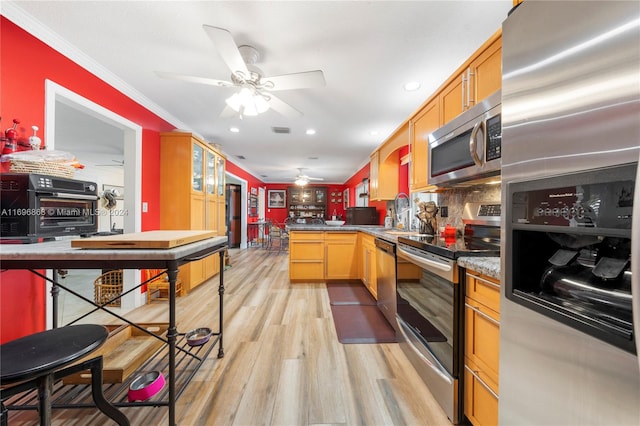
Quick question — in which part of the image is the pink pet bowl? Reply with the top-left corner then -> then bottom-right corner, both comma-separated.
127,371 -> 165,402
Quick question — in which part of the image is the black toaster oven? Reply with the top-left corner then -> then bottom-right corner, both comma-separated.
1,173 -> 99,242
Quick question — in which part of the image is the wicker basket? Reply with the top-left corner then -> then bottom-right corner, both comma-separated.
94,270 -> 124,307
9,159 -> 75,179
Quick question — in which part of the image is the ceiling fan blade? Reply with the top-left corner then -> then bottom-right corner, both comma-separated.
267,94 -> 303,118
156,71 -> 235,87
202,25 -> 250,78
263,70 -> 326,91
307,177 -> 324,181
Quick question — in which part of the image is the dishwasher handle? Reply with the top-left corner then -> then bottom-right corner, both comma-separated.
375,238 -> 395,255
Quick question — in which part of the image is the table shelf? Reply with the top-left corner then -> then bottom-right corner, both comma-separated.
4,332 -> 220,411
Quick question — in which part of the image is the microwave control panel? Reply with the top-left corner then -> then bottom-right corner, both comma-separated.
486,114 -> 501,161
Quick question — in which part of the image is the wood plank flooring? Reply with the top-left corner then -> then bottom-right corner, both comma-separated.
6,248 -> 450,425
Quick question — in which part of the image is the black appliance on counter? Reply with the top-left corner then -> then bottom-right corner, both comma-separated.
394,202 -> 500,424
1,173 -> 99,242
345,207 -> 378,225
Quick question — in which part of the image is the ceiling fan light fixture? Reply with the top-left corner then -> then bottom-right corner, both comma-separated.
225,87 -> 270,116
295,177 -> 308,186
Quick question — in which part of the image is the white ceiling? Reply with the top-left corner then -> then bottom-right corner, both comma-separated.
5,1 -> 513,184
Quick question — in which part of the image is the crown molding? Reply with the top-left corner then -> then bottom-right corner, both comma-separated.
1,1 -> 190,132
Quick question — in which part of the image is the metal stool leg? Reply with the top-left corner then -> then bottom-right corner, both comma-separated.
36,374 -> 53,425
0,401 -> 8,426
89,357 -> 129,426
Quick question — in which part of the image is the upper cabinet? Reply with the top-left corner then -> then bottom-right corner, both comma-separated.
409,30 -> 502,193
410,99 -> 439,192
369,122 -> 408,201
441,32 -> 502,124
288,186 -> 327,222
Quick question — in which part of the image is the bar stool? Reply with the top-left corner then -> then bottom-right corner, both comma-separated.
0,324 -> 129,426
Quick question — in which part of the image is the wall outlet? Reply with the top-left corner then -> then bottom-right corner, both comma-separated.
142,202 -> 148,213
440,206 -> 448,218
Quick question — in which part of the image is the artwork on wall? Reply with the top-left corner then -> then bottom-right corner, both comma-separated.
268,190 -> 286,208
343,188 -> 350,209
249,195 -> 258,217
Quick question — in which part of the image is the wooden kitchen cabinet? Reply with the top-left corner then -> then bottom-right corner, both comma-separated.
289,231 -> 325,282
410,98 -> 440,192
442,32 -> 502,121
160,131 -> 226,293
325,232 -> 359,280
288,186 -> 327,222
369,122 -> 408,201
468,36 -> 502,106
359,233 -> 377,298
464,270 -> 500,426
408,30 -> 501,191
369,149 -> 400,201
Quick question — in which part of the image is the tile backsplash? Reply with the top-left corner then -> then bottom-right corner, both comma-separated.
436,184 -> 501,230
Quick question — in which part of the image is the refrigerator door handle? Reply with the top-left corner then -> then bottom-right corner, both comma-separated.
633,154 -> 640,368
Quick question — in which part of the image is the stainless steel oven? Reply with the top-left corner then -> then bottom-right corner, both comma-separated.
396,242 -> 462,424
1,173 -> 99,242
428,90 -> 501,187
395,204 -> 500,424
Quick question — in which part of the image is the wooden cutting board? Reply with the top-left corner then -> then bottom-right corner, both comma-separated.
71,230 -> 217,249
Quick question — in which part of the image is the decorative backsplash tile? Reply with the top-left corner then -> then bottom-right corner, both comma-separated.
436,184 -> 501,230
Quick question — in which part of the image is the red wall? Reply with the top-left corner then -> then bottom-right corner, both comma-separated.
0,270 -> 47,343
1,17 -> 176,230
262,183 -> 347,224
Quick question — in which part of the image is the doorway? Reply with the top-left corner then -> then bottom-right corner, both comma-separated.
226,184 -> 241,248
44,80 -> 143,326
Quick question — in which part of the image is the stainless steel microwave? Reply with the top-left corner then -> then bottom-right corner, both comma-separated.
428,90 -> 501,186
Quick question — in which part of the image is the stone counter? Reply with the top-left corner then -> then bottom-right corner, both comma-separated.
286,224 -> 401,242
457,256 -> 501,280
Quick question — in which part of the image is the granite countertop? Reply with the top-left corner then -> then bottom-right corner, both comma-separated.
287,224 -> 502,279
286,224 -> 403,243
457,256 -> 501,280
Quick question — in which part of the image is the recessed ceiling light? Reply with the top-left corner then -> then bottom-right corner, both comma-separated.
305,129 -> 316,135
370,130 -> 379,136
229,127 -> 239,133
404,81 -> 421,91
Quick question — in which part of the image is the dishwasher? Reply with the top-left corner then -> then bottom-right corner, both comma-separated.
375,238 -> 397,331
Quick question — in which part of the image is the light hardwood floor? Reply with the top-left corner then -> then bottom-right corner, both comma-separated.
7,248 -> 451,425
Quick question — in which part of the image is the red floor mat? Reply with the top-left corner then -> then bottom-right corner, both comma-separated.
329,304 -> 397,344
326,281 -> 377,306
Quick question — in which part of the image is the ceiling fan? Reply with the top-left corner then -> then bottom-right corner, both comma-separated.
294,168 -> 324,186
157,25 -> 326,118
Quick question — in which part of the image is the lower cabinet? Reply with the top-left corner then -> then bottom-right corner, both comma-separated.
289,231 -> 359,281
464,270 -> 500,426
289,232 -> 325,281
359,233 -> 377,298
325,232 -> 359,280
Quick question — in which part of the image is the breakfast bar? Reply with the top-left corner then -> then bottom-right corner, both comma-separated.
0,231 -> 228,426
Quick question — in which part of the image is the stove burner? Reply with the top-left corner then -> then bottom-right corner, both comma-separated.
398,224 -> 500,259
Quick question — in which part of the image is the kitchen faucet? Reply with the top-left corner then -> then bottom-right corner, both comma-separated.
394,192 -> 410,229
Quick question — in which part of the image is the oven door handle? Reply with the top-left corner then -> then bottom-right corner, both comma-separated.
397,246 -> 452,272
39,192 -> 99,201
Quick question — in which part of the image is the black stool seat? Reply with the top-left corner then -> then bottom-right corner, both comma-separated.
0,324 -> 128,425
1,325 -> 107,384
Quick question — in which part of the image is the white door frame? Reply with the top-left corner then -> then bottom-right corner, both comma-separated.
44,80 -> 143,324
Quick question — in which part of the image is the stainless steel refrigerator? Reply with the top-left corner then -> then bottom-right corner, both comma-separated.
500,1 -> 640,424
